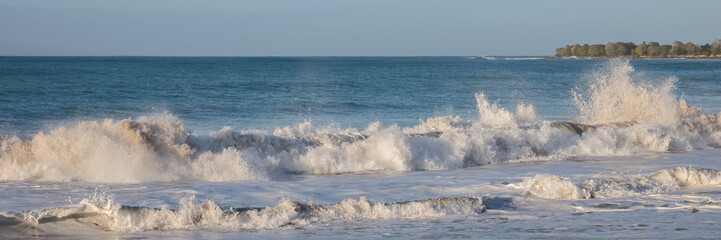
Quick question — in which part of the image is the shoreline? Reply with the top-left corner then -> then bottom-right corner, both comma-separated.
546,54 -> 721,59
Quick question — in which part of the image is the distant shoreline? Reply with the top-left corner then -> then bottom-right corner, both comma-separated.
553,40 -> 721,59
546,54 -> 721,59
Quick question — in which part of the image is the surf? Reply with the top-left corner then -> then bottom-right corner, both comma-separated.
2,194 -> 496,232
1,60 -> 720,183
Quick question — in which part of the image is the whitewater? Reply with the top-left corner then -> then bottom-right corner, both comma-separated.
1,58 -> 720,239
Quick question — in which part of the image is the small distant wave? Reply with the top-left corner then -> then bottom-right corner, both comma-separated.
499,57 -> 544,60
1,60 -> 720,183
2,195 -> 491,232
480,55 -> 496,60
520,167 -> 721,200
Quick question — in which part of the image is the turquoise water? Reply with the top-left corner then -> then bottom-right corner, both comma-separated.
3,57 -> 719,135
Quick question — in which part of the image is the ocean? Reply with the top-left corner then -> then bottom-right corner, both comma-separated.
1,56 -> 720,239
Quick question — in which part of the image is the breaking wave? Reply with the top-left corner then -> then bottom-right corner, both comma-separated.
520,167 -> 721,200
573,60 -> 681,125
1,60 -> 720,183
2,194 -> 488,232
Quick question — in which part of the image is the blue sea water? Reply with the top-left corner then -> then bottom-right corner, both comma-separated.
1,57 -> 721,239
2,57 -> 719,135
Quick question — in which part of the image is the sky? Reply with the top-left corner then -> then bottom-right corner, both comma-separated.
1,0 -> 720,56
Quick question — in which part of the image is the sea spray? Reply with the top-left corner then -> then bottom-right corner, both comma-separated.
573,59 -> 680,125
475,93 -> 516,128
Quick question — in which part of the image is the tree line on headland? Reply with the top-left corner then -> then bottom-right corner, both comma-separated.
553,39 -> 721,58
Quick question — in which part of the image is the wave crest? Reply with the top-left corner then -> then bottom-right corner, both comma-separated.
6,194 -> 487,232
521,167 -> 721,200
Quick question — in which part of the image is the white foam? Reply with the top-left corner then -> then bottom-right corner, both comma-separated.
0,115 -> 269,183
475,93 -> 516,128
7,195 -> 485,232
286,124 -> 412,174
519,174 -> 581,200
515,103 -> 537,125
521,167 -> 721,200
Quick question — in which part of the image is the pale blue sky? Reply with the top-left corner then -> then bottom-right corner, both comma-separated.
1,0 -> 720,56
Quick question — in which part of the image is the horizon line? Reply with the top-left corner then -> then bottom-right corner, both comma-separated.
0,55 -> 550,58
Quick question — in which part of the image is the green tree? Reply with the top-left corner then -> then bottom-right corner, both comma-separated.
616,45 -> 628,56
555,39 -> 720,58
581,44 -> 590,57
605,42 -> 618,57
635,42 -> 647,56
555,45 -> 570,57
571,44 -> 582,56
670,41 -> 685,55
620,42 -> 636,55
711,39 -> 721,55
603,42 -> 629,57
700,44 -> 711,56
660,45 -> 672,57
588,44 -> 605,57
684,42 -> 700,55
647,45 -> 661,56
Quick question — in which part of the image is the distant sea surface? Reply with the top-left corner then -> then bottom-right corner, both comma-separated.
3,56 -> 719,135
1,57 -> 721,239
